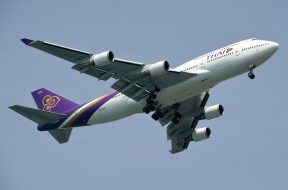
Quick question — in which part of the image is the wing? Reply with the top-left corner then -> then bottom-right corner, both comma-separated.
160,92 -> 210,154
21,38 -> 196,101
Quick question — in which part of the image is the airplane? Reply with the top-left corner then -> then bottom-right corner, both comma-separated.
9,38 -> 279,154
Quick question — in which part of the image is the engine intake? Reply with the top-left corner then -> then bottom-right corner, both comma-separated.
204,104 -> 224,120
90,51 -> 114,66
192,127 -> 211,142
143,61 -> 170,76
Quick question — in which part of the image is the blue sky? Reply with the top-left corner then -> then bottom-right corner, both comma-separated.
1,0 -> 287,189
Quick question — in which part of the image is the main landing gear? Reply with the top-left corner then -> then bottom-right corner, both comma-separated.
142,87 -> 160,114
171,112 -> 182,124
142,87 -> 166,121
248,64 -> 256,79
151,110 -> 164,121
142,87 -> 182,123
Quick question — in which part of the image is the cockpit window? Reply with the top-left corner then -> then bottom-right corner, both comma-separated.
251,38 -> 257,41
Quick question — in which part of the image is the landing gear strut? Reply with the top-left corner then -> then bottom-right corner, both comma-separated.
248,64 -> 256,79
142,87 -> 160,114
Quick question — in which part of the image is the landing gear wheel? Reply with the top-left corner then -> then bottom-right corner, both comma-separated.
156,111 -> 164,118
248,72 -> 255,79
154,87 -> 160,92
174,112 -> 182,119
146,98 -> 153,104
143,107 -> 150,114
248,64 -> 256,80
152,113 -> 159,121
149,106 -> 156,111
149,93 -> 157,99
172,117 -> 179,124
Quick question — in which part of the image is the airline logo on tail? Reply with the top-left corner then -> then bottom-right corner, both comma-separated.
42,95 -> 61,111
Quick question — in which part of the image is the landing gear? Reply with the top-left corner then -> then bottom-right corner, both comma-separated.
248,71 -> 255,79
143,107 -> 150,114
143,104 -> 156,114
172,112 -> 182,124
248,64 -> 256,79
143,86 -> 167,121
151,113 -> 159,120
151,110 -> 164,121
143,87 -> 160,114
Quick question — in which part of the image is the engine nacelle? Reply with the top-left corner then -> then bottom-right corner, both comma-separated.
192,127 -> 211,142
90,51 -> 114,66
143,61 -> 169,76
204,104 -> 224,120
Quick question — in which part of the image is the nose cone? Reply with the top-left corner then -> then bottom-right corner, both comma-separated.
265,41 -> 279,57
255,40 -> 279,65
270,41 -> 279,52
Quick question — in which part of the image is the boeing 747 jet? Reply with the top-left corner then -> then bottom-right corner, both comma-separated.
10,38 -> 279,153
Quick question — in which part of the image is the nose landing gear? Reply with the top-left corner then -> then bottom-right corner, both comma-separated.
248,72 -> 255,79
248,64 -> 256,79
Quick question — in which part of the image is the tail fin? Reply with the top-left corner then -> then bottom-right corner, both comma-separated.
31,88 -> 79,113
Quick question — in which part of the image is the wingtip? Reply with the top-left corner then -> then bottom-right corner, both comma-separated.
9,105 -> 18,111
21,38 -> 34,45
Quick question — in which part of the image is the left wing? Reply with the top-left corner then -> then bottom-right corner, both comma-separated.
159,92 -> 210,154
21,38 -> 197,102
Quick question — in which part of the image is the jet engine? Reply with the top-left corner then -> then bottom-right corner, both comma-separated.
204,104 -> 224,120
90,51 -> 114,66
143,61 -> 169,76
192,127 -> 211,142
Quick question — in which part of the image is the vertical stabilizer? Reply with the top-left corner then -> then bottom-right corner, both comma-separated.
31,88 -> 79,113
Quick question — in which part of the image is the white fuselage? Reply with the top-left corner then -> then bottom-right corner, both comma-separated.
66,39 -> 278,126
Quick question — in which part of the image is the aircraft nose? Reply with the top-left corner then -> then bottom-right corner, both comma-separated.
269,41 -> 279,53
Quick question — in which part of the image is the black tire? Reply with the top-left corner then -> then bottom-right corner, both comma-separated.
143,107 -> 150,114
172,117 -> 179,124
146,98 -> 153,104
155,87 -> 160,92
149,106 -> 156,111
149,93 -> 157,99
152,113 -> 159,121
175,112 -> 182,119
248,72 -> 255,79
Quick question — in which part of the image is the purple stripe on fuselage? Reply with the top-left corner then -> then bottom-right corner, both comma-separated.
37,92 -> 118,131
70,92 -> 118,127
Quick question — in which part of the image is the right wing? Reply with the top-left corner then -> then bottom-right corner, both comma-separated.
21,38 -> 199,102
159,92 -> 210,154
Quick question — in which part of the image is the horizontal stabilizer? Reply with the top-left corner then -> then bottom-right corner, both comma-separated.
9,105 -> 66,125
49,128 -> 72,144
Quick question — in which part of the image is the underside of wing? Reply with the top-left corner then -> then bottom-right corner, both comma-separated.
111,69 -> 195,101
160,92 -> 210,154
22,38 -> 198,102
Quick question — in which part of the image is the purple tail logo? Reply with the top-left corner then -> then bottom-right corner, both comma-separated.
42,95 -> 61,111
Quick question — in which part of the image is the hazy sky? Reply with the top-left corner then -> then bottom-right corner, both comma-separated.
1,0 -> 287,189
